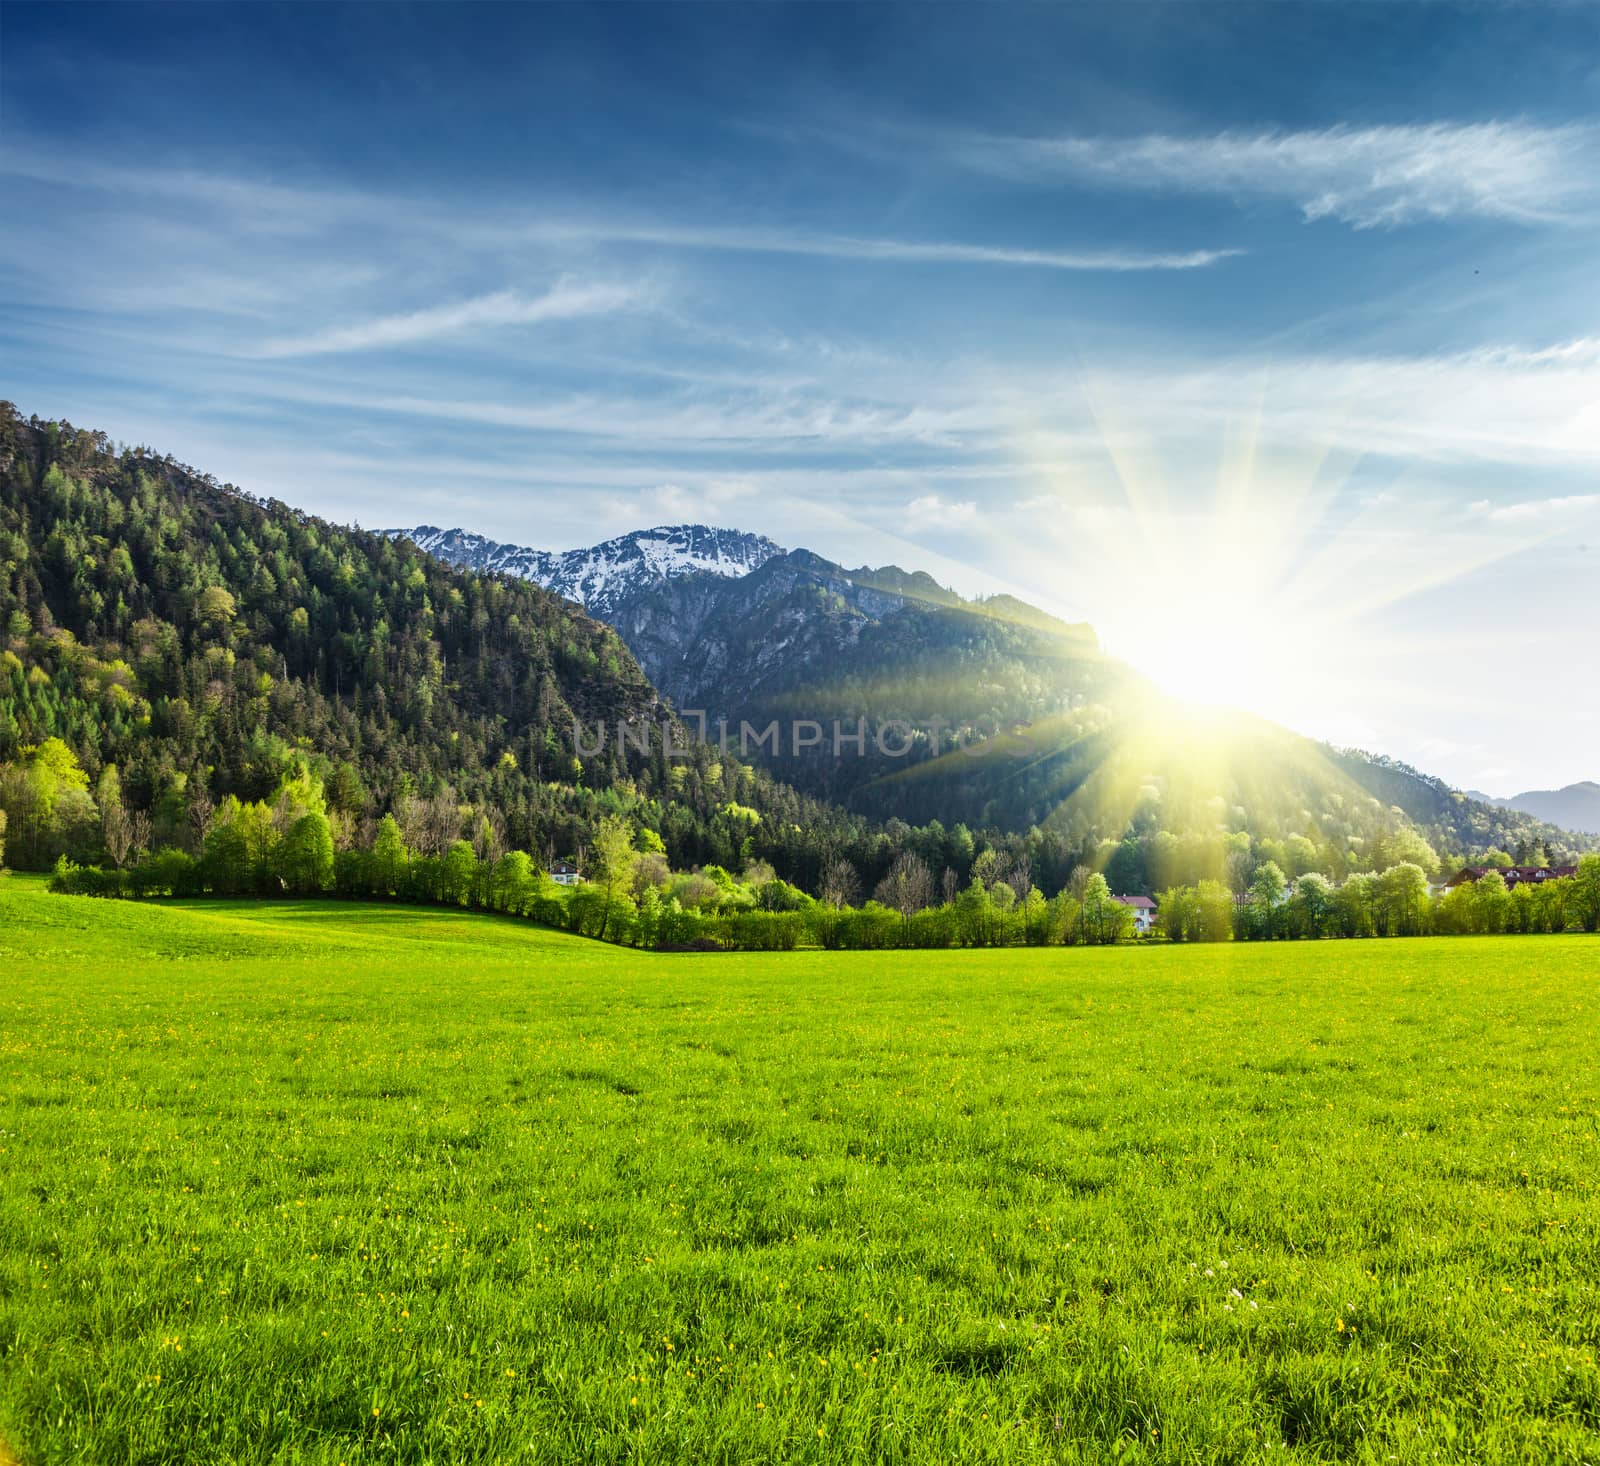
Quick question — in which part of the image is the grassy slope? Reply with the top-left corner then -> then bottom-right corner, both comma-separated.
1,876 -> 1597,1464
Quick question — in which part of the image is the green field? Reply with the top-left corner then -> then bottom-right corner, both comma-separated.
1,875 -> 1597,1464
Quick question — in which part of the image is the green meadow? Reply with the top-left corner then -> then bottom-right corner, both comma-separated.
1,874 -> 1597,1464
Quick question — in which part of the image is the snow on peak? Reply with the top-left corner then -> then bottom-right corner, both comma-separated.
384,522 -> 785,617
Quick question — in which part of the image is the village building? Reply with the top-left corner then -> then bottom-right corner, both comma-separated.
1112,894 -> 1158,933
1445,865 -> 1576,891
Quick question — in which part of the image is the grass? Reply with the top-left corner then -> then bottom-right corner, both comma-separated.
1,872 -> 1597,1464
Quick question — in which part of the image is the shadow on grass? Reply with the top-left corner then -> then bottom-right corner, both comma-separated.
936,1339 -> 1020,1377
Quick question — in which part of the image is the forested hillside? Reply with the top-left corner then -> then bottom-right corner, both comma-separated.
0,405 -> 882,885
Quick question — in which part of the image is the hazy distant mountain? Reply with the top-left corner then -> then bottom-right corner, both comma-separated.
1467,782 -> 1600,835
387,524 -> 784,619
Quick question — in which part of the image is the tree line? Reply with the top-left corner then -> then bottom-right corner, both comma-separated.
1159,857 -> 1600,942
45,812 -> 1141,951
41,770 -> 1600,950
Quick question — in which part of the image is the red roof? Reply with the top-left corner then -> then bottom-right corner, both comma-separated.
1447,865 -> 1576,889
1113,895 -> 1157,910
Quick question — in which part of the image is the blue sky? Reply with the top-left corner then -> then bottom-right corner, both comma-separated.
3,2 -> 1598,793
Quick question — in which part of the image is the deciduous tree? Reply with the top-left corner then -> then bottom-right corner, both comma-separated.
279,811 -> 334,894
1571,854 -> 1600,933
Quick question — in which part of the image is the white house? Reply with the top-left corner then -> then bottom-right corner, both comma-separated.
1112,894 -> 1158,933
549,860 -> 581,886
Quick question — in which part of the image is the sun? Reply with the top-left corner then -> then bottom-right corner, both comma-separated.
994,389 -> 1562,753
1091,521 -> 1334,726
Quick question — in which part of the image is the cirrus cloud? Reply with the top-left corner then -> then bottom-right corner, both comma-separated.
907,493 -> 979,528
249,279 -> 644,358
951,121 -> 1599,228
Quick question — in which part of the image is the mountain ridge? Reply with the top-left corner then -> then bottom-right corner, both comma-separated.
387,523 -> 785,619
400,517 -> 1595,864
1466,781 -> 1600,836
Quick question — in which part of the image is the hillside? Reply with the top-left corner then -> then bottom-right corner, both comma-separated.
1325,751 -> 1595,868
0,405 -> 876,885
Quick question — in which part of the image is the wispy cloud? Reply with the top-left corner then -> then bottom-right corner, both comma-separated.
250,334 -> 1600,467
1095,337 -> 1600,465
611,477 -> 759,527
0,145 -> 376,235
1469,492 -> 1600,525
518,220 -> 1240,272
906,493 -> 978,528
951,121 -> 1599,227
253,383 -> 992,448
251,280 -> 641,358
1,143 -> 1239,275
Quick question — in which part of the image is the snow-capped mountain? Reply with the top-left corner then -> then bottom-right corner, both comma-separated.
383,518 -> 1597,856
387,523 -> 786,618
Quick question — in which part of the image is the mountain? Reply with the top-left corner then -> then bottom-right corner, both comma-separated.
400,518 -> 1596,868
391,526 -> 1109,754
1467,782 -> 1600,836
398,522 -> 1125,824
7,401 -> 1587,906
387,524 -> 784,619
602,547 -> 1114,815
0,404 -> 883,887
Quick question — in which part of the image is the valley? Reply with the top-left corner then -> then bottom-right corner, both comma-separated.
7,6 -> 1598,1464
